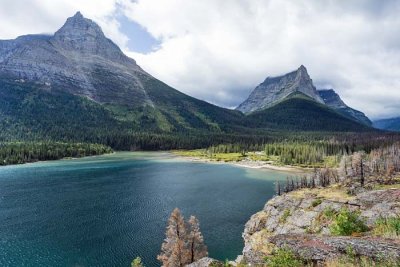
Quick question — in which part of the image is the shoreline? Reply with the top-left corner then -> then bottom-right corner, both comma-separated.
172,153 -> 311,173
0,152 -> 116,168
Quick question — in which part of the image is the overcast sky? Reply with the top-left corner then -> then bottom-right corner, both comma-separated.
1,0 -> 399,119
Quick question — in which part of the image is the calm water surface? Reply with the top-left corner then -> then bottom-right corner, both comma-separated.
0,152 -> 290,266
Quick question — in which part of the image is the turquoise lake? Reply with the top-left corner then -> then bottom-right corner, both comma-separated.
0,152 -> 290,266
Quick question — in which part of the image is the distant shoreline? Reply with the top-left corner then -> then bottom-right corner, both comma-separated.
172,153 -> 310,173
0,152 -> 116,168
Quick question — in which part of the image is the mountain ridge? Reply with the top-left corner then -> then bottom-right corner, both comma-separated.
236,66 -> 372,126
373,117 -> 400,131
0,12 -> 374,148
317,89 -> 372,126
236,65 -> 324,114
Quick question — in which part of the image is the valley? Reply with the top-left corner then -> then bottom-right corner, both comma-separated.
1,9 -> 400,267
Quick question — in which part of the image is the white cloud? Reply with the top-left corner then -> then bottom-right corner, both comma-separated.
1,0 -> 400,119
120,0 -> 400,119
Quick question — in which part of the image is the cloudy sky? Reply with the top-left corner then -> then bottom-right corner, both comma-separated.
1,0 -> 399,119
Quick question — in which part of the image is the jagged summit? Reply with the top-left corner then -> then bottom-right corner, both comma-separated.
318,89 -> 347,109
52,12 -> 125,59
54,12 -> 104,39
237,65 -> 324,114
0,12 -> 147,105
318,89 -> 372,126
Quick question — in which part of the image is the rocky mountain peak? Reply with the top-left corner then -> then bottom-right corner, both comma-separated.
237,65 -> 324,114
51,12 -> 124,58
297,64 -> 307,75
54,11 -> 104,40
318,89 -> 372,126
318,89 -> 347,109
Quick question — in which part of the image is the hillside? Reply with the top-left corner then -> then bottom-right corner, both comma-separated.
0,13 -> 246,139
247,93 -> 372,132
318,89 -> 372,126
373,117 -> 400,132
0,12 -> 374,149
236,65 -> 324,114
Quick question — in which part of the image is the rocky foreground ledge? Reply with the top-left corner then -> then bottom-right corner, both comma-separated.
190,186 -> 400,266
242,186 -> 400,265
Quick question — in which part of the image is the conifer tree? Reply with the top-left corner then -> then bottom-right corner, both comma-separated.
158,208 -> 187,267
187,216 -> 208,263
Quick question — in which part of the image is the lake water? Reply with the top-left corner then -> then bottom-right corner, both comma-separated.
0,152 -> 290,267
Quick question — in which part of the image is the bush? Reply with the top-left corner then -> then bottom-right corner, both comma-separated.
131,257 -> 144,267
311,199 -> 322,207
373,216 -> 400,238
265,247 -> 303,267
329,208 -> 368,236
279,209 -> 291,223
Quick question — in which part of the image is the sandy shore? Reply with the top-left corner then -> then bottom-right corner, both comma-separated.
174,154 -> 310,173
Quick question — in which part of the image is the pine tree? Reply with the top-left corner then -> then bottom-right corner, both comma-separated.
187,216 -> 208,263
158,208 -> 187,267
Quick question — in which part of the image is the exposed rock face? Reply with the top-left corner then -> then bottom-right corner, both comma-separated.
269,234 -> 400,262
236,65 -> 324,114
186,257 -> 222,267
0,12 -> 152,107
318,89 -> 372,126
242,188 -> 400,265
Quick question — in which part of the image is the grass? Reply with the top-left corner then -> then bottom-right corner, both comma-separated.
173,150 -> 246,162
264,247 -> 303,267
372,183 -> 400,190
329,208 -> 368,236
175,149 -> 338,168
311,199 -> 323,207
373,216 -> 400,239
289,185 -> 354,202
326,248 -> 400,267
279,209 -> 291,223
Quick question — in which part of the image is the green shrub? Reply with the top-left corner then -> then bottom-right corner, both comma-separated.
311,199 -> 322,207
329,208 -> 368,236
265,247 -> 303,267
323,206 -> 336,219
280,209 -> 291,223
373,216 -> 400,238
131,257 -> 144,267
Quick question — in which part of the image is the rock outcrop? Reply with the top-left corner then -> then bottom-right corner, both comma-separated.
269,234 -> 400,262
236,65 -> 324,114
241,187 -> 400,265
0,11 -> 152,107
186,257 -> 222,267
318,89 -> 372,126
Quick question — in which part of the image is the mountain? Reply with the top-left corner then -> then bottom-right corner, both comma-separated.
373,117 -> 400,131
0,12 -> 248,141
236,65 -> 324,114
317,89 -> 372,126
0,12 -> 374,149
246,92 -> 371,132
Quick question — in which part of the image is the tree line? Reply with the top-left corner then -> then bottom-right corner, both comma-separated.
275,142 -> 400,195
0,142 -> 113,165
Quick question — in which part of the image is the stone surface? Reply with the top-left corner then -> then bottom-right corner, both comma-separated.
236,65 -> 324,114
242,188 -> 400,264
186,257 -> 222,267
0,12 -> 153,107
269,234 -> 400,262
318,89 -> 372,126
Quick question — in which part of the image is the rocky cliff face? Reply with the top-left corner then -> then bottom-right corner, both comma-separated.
236,65 -> 324,114
318,89 -> 372,126
0,12 -> 152,107
241,187 -> 400,265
